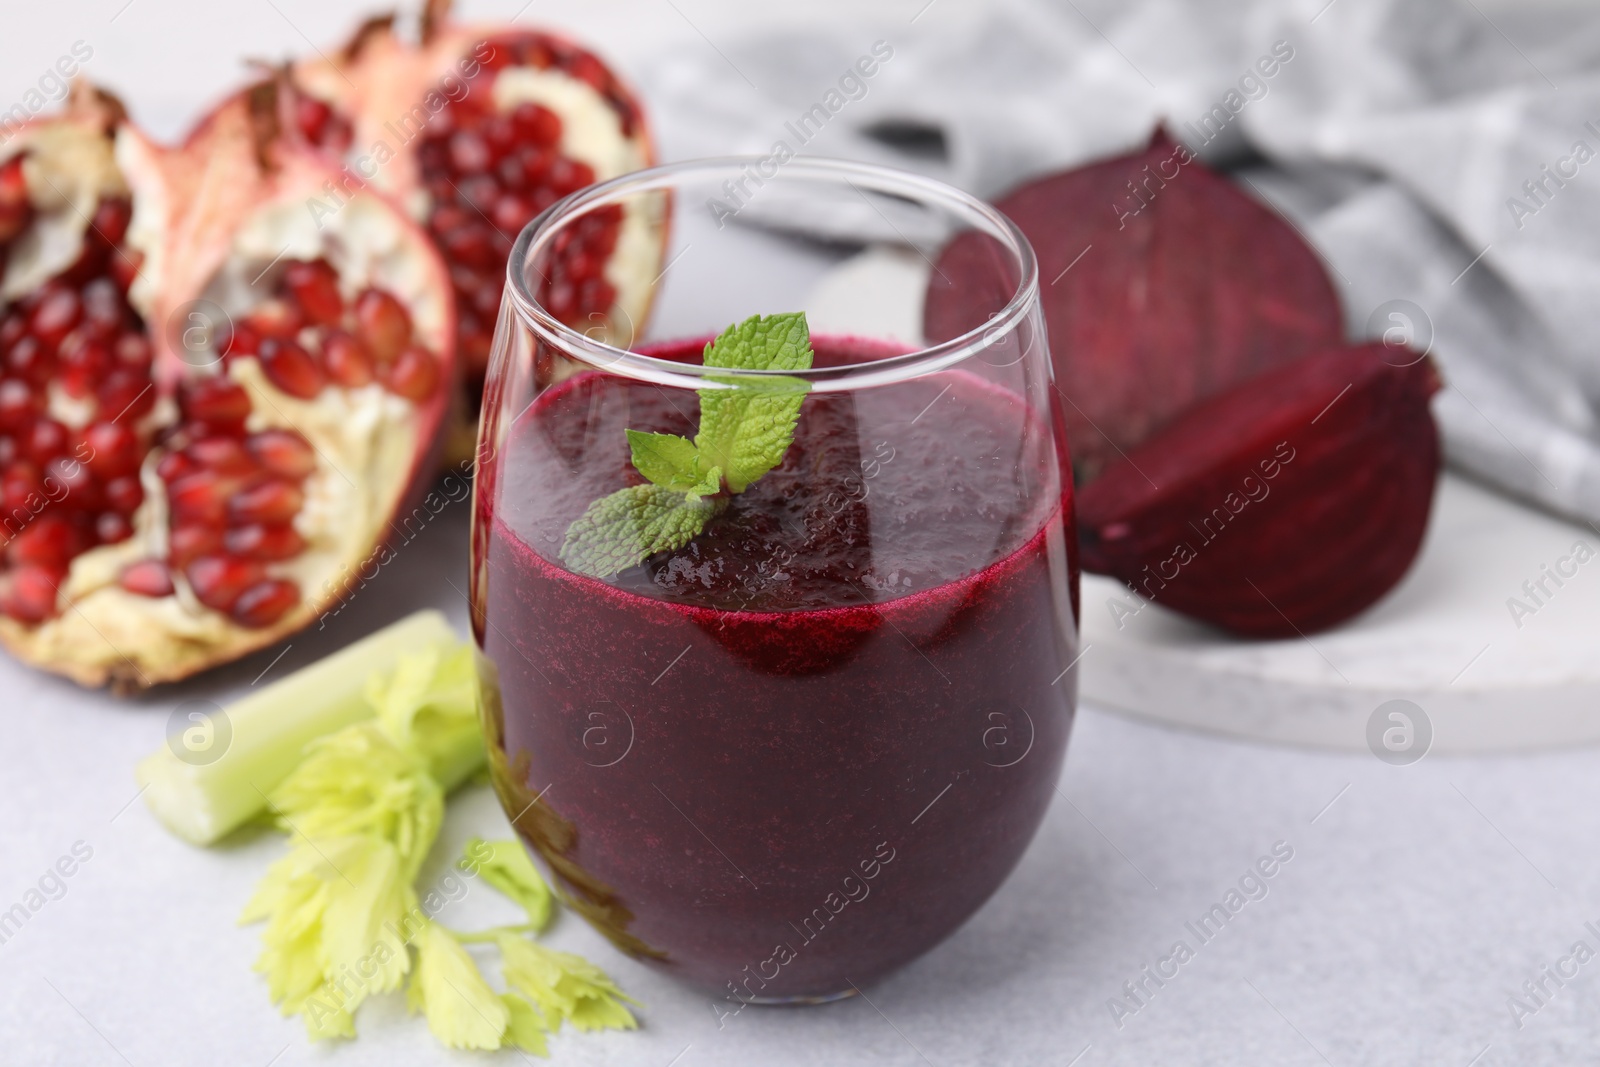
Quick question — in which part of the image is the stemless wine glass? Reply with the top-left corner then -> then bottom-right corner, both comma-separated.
471,157 -> 1078,1003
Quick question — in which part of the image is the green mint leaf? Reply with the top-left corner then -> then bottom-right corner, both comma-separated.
701,312 -> 814,373
694,313 -> 814,493
559,483 -> 724,579
626,430 -> 722,500
562,312 -> 814,577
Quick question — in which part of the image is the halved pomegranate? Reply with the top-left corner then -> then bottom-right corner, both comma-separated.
0,86 -> 454,689
218,0 -> 662,461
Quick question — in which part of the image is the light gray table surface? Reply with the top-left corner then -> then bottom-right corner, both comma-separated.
3,503 -> 1597,1067
1,2 -> 1595,1065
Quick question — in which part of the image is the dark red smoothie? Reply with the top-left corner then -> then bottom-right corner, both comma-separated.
476,336 -> 1078,1000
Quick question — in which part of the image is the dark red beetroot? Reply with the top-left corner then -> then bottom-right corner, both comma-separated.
1078,344 -> 1441,636
925,127 -> 1344,482
249,0 -> 659,461
478,337 -> 1077,997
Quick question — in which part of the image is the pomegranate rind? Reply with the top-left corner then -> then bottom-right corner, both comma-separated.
1077,344 -> 1442,637
0,93 -> 456,691
925,127 -> 1345,484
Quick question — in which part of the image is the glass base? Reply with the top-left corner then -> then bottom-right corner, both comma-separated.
742,988 -> 860,1006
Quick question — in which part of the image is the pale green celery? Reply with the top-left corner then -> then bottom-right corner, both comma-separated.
136,611 -> 459,846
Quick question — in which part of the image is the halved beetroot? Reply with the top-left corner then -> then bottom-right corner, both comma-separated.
221,0 -> 663,461
0,85 -> 454,689
925,127 -> 1344,482
1077,344 -> 1441,636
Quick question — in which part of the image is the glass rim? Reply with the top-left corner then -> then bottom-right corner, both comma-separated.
503,155 -> 1040,392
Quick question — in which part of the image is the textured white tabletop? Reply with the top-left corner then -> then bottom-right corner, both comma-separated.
0,3 -> 1594,1066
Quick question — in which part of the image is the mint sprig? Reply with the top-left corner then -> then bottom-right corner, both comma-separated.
559,313 -> 814,579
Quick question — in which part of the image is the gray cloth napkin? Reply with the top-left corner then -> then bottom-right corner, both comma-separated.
637,0 -> 1600,526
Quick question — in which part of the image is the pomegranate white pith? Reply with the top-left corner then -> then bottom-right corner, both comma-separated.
0,96 -> 454,690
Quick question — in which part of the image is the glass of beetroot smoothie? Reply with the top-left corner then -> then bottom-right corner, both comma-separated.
471,157 -> 1079,1003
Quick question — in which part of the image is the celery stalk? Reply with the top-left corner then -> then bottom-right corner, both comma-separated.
136,610 -> 459,846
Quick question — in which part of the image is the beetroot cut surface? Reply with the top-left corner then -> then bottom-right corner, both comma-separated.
1077,343 -> 1442,637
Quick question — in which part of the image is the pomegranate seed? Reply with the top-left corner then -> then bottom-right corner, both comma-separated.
354,290 -> 412,363
104,476 -> 142,514
81,278 -> 125,332
231,578 -> 300,628
510,103 -> 562,147
470,282 -> 502,319
0,312 -> 26,353
486,116 -> 519,161
548,159 -> 595,197
419,139 -> 449,175
228,479 -> 303,525
485,39 -> 520,70
99,369 -> 154,421
563,250 -> 597,283
2,462 -> 42,511
521,149 -> 555,188
246,429 -> 316,479
491,195 -> 535,235
218,321 -> 261,361
578,278 -> 616,316
322,330 -> 375,387
180,376 -> 251,428
496,156 -> 526,191
6,336 -> 50,387
546,280 -> 576,322
95,511 -> 132,545
168,473 -> 234,524
43,454 -> 99,511
424,174 -> 456,204
294,94 -> 336,145
156,450 -> 198,483
64,243 -> 112,290
258,337 -> 326,399
282,259 -> 344,327
457,176 -> 500,213
448,131 -> 491,173
383,345 -> 440,401
247,299 -> 303,339
569,54 -> 611,92
168,523 -> 222,567
119,559 -> 174,597
26,419 -> 68,464
90,198 -> 132,247
114,333 -> 152,373
60,370 -> 94,400
185,555 -> 266,614
81,421 -> 138,479
422,108 -> 454,140
1,565 -> 61,623
0,435 -> 14,467
9,515 -> 78,570
0,379 -> 38,428
225,523 -> 306,561
0,156 -> 32,244
432,204 -> 472,233
185,436 -> 254,474
440,225 -> 496,270
29,285 -> 81,347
